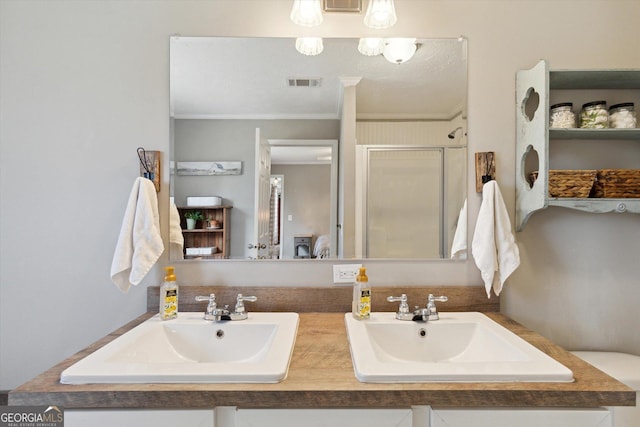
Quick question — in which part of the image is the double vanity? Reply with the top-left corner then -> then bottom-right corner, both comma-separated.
9,286 -> 635,426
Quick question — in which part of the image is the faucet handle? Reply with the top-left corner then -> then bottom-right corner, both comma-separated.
195,294 -> 217,319
387,294 -> 410,313
426,294 -> 448,320
195,293 -> 216,303
235,294 -> 257,314
428,294 -> 448,304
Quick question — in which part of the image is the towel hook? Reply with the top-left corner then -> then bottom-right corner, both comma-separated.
137,147 -> 161,192
137,147 -> 154,180
475,151 -> 496,192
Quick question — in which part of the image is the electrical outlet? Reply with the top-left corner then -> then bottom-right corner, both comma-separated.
333,264 -> 362,284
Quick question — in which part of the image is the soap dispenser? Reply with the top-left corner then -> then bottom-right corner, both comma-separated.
352,267 -> 371,320
159,266 -> 179,320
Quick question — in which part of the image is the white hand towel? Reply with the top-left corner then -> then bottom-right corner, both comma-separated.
313,234 -> 331,259
110,177 -> 164,292
450,199 -> 467,260
471,181 -> 520,298
169,200 -> 184,260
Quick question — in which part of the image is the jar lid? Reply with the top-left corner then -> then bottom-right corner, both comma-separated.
550,102 -> 573,109
609,102 -> 634,110
582,100 -> 607,109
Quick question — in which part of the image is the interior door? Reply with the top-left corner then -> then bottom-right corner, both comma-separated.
252,128 -> 272,259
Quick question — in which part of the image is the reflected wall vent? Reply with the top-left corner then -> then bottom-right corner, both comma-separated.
287,78 -> 322,87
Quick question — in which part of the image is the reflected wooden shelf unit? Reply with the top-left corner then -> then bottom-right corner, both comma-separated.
177,205 -> 232,259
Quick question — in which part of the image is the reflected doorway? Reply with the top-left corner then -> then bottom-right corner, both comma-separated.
268,139 -> 338,259
269,175 -> 284,259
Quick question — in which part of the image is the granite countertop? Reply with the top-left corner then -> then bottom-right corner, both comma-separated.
9,311 -> 635,409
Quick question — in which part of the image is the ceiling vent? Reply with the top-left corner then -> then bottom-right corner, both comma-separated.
287,78 -> 322,88
323,0 -> 362,13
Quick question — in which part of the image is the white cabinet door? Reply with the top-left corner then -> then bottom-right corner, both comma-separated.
235,409 -> 412,427
65,409 -> 214,427
431,408 -> 611,427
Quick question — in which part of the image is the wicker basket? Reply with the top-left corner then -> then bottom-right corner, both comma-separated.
592,169 -> 640,198
530,170 -> 597,198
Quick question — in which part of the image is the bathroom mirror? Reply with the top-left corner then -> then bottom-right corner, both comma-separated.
170,37 -> 467,261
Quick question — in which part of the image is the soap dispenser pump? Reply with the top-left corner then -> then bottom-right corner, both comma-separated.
159,266 -> 179,320
352,267 -> 371,320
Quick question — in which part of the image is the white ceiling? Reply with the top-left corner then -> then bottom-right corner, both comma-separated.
170,37 -> 467,121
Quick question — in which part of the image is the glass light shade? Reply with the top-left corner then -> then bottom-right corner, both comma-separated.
290,0 -> 323,27
383,38 -> 416,64
358,38 -> 385,56
295,37 -> 324,56
364,0 -> 397,29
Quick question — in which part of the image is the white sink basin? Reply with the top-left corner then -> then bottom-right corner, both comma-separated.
61,312 -> 299,384
345,312 -> 573,383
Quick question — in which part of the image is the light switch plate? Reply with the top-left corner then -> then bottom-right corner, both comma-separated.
333,264 -> 362,284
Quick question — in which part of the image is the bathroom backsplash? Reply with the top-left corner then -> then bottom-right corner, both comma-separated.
146,285 -> 500,314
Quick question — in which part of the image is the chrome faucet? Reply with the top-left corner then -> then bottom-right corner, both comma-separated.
426,294 -> 448,320
387,293 -> 448,322
386,294 -> 429,322
233,294 -> 258,319
387,294 -> 414,321
194,293 -> 225,321
194,293 -> 257,321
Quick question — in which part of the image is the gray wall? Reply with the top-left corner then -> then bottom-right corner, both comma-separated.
271,164 -> 332,258
1,0 -> 639,390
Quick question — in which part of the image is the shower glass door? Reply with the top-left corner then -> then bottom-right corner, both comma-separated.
365,147 -> 443,258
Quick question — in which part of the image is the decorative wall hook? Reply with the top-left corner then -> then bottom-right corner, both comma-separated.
475,151 -> 496,192
137,147 -> 161,192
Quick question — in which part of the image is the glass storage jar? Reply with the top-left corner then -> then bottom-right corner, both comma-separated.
580,100 -> 609,129
549,102 -> 576,128
609,103 -> 636,128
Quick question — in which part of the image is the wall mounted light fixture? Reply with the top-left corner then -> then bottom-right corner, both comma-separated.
290,0 -> 323,27
363,0 -> 397,29
291,0 -> 401,57
291,0 -> 324,56
357,37 -> 385,56
295,37 -> 324,56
